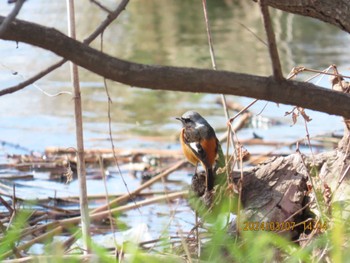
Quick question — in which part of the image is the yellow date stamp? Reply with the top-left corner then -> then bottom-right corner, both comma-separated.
242,221 -> 296,231
303,220 -> 328,231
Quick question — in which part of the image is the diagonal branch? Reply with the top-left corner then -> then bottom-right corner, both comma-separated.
0,0 -> 130,97
89,0 -> 113,14
258,0 -> 283,80
1,16 -> 350,118
0,59 -> 66,96
83,0 -> 129,44
0,0 -> 25,37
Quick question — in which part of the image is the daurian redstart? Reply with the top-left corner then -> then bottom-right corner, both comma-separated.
176,111 -> 219,191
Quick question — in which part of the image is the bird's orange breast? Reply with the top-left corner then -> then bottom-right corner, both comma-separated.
179,128 -> 218,168
179,128 -> 200,165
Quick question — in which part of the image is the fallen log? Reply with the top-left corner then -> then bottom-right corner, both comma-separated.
192,130 -> 349,243
228,131 -> 350,241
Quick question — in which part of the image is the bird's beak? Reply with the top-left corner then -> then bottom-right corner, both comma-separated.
175,117 -> 184,124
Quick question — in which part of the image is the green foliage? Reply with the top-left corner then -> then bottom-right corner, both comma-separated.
0,208 -> 32,260
0,203 -> 349,262
0,168 -> 349,263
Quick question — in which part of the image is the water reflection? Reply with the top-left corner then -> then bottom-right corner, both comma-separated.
0,0 -> 348,151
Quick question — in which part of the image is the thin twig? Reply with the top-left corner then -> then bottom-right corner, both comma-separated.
0,190 -> 187,259
102,75 -> 141,214
228,99 -> 258,124
201,0 -> 230,121
99,30 -> 134,248
147,195 -> 183,253
89,0 -> 113,14
258,0 -> 284,80
276,201 -> 313,234
91,159 -> 186,213
295,143 -> 323,220
83,0 -> 129,44
0,59 -> 66,96
0,196 -> 13,214
70,191 -> 187,227
0,0 -> 130,97
236,143 -> 244,233
235,21 -> 267,46
303,114 -> 316,163
0,0 -> 25,37
99,155 -> 117,245
287,66 -> 350,80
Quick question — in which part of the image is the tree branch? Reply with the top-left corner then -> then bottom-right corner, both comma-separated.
0,0 -> 25,36
83,0 -> 129,44
0,59 -> 66,96
1,16 -> 350,118
0,0 -> 129,96
258,0 -> 283,80
253,0 -> 350,34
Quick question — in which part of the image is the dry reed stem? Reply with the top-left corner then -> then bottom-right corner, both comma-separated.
0,190 -> 187,259
45,147 -> 182,157
66,0 -> 90,253
91,159 -> 186,213
1,252 -> 188,263
0,160 -> 187,258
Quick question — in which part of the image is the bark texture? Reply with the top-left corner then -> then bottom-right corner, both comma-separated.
226,135 -> 350,239
255,0 -> 350,33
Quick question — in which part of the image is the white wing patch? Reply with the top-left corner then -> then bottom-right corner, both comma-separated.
195,122 -> 205,128
189,142 -> 199,154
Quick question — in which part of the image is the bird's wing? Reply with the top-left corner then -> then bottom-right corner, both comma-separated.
186,141 -> 208,166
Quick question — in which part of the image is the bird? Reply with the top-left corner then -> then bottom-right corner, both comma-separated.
176,111 -> 219,192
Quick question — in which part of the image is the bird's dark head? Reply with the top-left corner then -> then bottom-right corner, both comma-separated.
176,111 -> 206,128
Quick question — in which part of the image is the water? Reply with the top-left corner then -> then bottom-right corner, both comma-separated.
0,0 -> 348,252
1,1 -> 348,153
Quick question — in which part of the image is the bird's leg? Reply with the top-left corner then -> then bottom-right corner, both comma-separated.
194,162 -> 199,175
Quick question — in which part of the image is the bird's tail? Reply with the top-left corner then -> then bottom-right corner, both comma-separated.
206,167 -> 214,191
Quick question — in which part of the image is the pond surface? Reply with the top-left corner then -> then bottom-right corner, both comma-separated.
1,0 -> 348,153
0,0 -> 349,252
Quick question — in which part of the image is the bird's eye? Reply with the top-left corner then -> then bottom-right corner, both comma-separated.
183,118 -> 191,123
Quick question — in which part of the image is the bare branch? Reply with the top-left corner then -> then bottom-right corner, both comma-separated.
0,0 -> 130,96
83,0 -> 129,44
1,16 -> 350,118
252,0 -> 350,34
201,0 -> 230,122
0,59 -> 66,96
89,0 -> 113,14
0,0 -> 25,36
258,0 -> 283,80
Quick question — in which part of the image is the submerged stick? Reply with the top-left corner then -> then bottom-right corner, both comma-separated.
45,147 -> 182,157
0,190 -> 187,259
68,190 -> 188,224
92,159 -> 186,213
